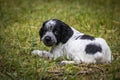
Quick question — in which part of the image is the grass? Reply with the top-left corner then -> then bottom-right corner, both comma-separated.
0,0 -> 120,80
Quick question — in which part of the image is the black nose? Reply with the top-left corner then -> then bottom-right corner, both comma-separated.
45,36 -> 51,42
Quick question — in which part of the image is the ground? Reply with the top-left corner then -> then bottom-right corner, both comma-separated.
0,0 -> 120,80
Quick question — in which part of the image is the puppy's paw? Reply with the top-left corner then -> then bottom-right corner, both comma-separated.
60,61 -> 75,65
31,50 -> 43,57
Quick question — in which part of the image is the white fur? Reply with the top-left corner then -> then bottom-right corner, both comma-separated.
32,27 -> 111,64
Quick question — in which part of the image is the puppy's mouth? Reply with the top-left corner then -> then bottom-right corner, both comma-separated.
43,41 -> 56,47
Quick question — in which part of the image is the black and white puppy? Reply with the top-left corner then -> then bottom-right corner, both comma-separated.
32,19 -> 112,64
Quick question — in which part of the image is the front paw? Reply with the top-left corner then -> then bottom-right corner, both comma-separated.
31,50 -> 43,57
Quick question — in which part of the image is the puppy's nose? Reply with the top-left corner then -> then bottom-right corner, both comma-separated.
45,36 -> 51,42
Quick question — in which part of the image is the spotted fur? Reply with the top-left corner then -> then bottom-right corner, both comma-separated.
32,19 -> 112,64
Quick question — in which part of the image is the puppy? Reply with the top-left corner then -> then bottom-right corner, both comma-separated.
32,19 -> 112,64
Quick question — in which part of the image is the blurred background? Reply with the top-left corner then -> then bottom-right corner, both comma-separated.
0,0 -> 120,80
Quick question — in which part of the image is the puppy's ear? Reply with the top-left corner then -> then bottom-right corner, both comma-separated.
39,20 -> 48,40
60,23 -> 73,43
39,27 -> 44,40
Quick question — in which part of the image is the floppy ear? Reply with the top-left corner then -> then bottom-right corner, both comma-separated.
60,23 -> 73,43
39,20 -> 49,40
39,27 -> 44,40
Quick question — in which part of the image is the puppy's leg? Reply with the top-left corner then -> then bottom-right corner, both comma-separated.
61,57 -> 82,64
31,50 -> 53,59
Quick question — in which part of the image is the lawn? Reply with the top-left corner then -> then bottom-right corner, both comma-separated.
0,0 -> 120,80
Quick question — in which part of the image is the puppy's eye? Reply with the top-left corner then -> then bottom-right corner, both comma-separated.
54,31 -> 58,35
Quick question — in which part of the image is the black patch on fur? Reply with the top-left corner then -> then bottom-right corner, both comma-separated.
85,44 -> 102,54
81,35 -> 95,40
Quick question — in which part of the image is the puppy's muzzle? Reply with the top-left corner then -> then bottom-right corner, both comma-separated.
42,36 -> 56,46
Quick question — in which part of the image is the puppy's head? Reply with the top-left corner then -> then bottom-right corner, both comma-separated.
39,19 -> 73,47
